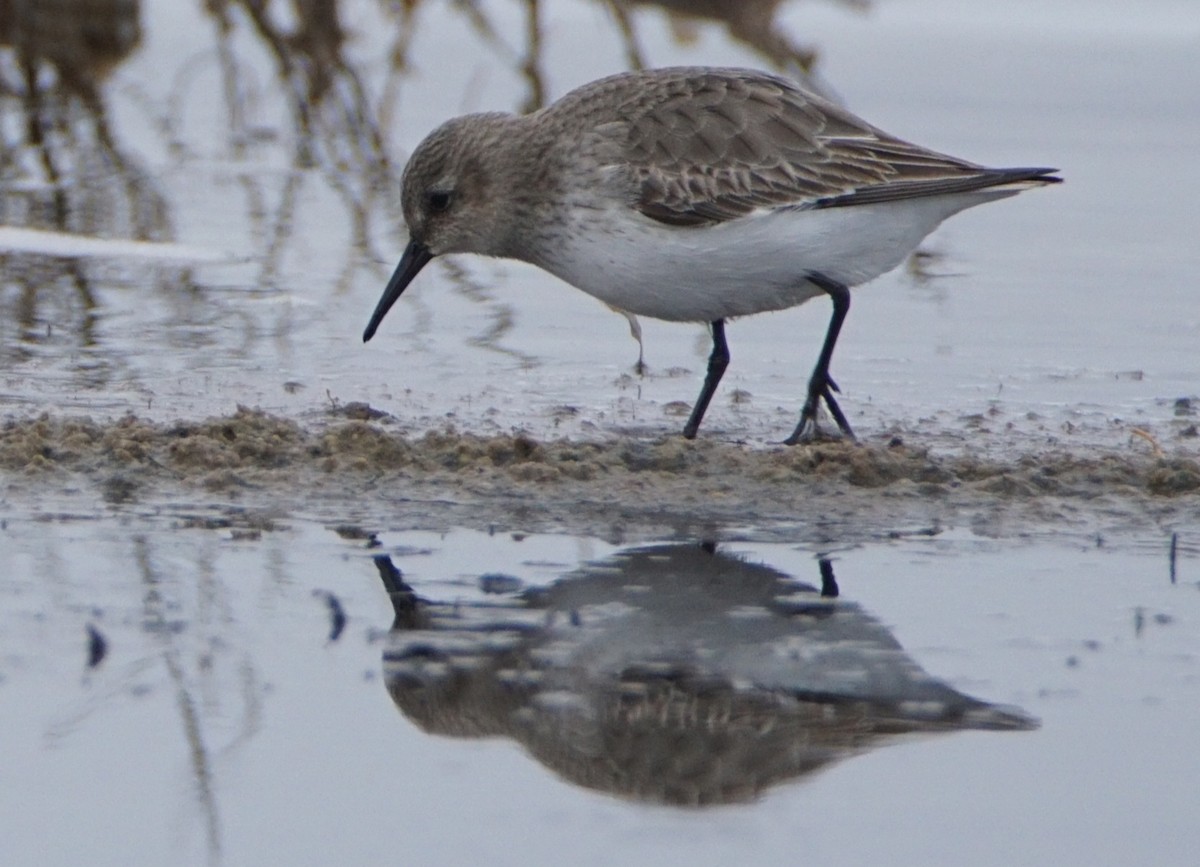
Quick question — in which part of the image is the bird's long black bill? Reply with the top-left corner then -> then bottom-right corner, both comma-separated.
362,240 -> 433,342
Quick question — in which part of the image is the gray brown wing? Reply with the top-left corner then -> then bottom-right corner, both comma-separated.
599,68 -> 1049,226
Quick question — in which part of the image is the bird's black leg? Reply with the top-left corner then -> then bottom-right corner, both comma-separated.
785,273 -> 856,445
682,319 -> 729,439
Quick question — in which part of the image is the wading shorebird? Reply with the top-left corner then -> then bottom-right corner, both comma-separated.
363,67 -> 1060,442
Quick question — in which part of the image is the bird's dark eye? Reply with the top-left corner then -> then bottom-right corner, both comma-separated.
427,190 -> 452,214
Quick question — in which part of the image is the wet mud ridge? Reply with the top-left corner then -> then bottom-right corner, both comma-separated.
2,406 -> 1197,541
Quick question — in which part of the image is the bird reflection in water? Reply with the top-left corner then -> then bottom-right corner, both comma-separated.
374,542 -> 1034,805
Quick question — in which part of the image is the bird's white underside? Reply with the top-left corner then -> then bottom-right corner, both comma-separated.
534,186 -> 1027,322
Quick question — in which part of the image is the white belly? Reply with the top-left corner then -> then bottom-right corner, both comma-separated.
531,191 -> 1016,322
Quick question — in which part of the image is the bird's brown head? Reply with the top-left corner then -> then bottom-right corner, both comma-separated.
363,113 -> 516,342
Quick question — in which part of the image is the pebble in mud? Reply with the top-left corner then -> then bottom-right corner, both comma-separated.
313,590 -> 347,642
479,573 -> 524,594
85,623 -> 108,669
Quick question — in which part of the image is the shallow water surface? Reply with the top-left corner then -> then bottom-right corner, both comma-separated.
2,1 -> 1199,865
2,521 -> 1197,866
0,0 -> 1196,445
